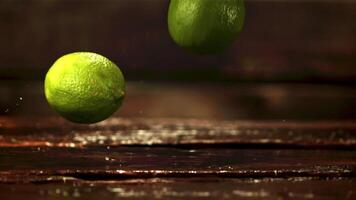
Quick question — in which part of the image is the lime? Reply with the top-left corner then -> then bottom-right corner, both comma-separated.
44,52 -> 125,123
168,0 -> 245,54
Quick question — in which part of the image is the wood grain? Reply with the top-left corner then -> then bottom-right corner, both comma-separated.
0,178 -> 355,200
0,147 -> 355,183
1,117 -> 356,148
1,82 -> 356,198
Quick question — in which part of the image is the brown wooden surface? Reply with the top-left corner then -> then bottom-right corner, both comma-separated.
1,82 -> 356,199
0,147 -> 355,183
1,117 -> 356,148
0,178 -> 355,199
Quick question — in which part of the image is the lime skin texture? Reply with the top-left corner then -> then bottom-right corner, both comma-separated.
168,0 -> 245,54
44,52 -> 125,124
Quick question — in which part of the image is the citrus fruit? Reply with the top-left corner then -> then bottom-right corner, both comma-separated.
44,52 -> 125,123
168,0 -> 245,54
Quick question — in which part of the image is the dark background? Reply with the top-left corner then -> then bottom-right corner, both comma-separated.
1,0 -> 356,82
1,0 -> 356,120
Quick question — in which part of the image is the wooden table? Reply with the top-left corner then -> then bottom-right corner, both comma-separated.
0,81 -> 355,199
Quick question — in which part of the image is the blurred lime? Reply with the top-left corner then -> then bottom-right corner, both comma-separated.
44,52 -> 125,123
168,0 -> 245,54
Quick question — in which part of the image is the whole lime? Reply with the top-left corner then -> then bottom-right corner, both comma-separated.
44,52 -> 125,123
168,0 -> 245,54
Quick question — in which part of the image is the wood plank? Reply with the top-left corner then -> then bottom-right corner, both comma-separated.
1,117 -> 356,148
0,178 -> 355,199
0,147 -> 355,183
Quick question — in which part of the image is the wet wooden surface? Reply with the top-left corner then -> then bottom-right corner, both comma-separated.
0,147 -> 355,183
1,82 -> 356,199
1,178 -> 355,199
1,117 -> 356,148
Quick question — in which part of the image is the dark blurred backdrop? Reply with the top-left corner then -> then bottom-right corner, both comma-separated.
1,0 -> 356,120
1,0 -> 356,82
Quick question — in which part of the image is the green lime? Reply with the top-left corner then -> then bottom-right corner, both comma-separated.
168,0 -> 245,54
44,52 -> 125,124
